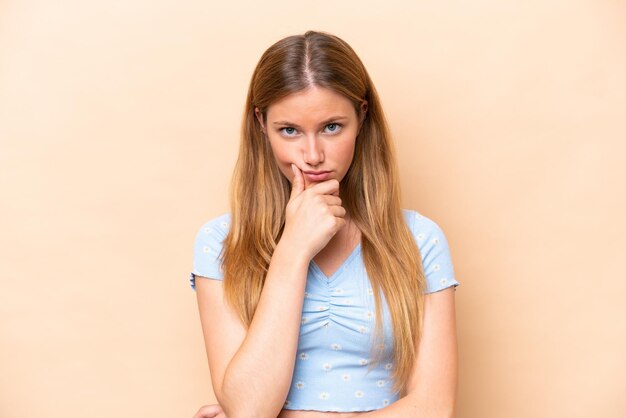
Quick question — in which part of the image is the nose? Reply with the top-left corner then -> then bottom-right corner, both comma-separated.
302,135 -> 324,167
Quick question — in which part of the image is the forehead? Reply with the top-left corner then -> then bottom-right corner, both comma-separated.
267,86 -> 356,121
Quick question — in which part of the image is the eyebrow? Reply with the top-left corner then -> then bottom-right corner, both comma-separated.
272,116 -> 349,129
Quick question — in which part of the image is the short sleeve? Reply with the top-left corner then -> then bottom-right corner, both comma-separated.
188,213 -> 231,292
405,209 -> 461,294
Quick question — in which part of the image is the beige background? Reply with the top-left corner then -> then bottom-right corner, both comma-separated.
1,0 -> 624,417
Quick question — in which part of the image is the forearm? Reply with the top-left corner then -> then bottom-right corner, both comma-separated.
220,242 -> 308,418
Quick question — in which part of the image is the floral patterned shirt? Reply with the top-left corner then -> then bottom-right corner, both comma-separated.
189,209 -> 460,412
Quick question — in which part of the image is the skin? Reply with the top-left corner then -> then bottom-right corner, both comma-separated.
259,85 -> 368,277
193,86 -> 371,418
255,85 -> 367,191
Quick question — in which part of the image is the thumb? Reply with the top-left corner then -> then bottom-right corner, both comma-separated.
192,404 -> 222,418
290,164 -> 305,199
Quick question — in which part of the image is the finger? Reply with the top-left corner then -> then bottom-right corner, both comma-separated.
307,178 -> 340,196
320,194 -> 342,207
290,164 -> 305,199
192,404 -> 221,418
329,205 -> 347,218
333,217 -> 347,232
192,408 -> 213,418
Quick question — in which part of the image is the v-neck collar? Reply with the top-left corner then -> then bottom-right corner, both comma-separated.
310,242 -> 362,284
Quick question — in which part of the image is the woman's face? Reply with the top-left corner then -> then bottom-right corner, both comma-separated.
255,86 -> 367,189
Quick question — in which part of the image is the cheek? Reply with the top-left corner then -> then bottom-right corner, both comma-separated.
336,141 -> 357,165
270,145 -> 293,166
268,141 -> 295,175
273,148 -> 292,164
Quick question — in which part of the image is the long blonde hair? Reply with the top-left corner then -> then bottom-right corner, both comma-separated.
221,30 -> 428,397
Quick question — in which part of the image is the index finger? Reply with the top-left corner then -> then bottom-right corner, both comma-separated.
306,178 -> 340,196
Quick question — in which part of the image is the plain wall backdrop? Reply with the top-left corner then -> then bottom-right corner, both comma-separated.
1,0 -> 624,417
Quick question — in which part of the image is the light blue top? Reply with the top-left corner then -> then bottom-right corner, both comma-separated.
189,209 -> 460,412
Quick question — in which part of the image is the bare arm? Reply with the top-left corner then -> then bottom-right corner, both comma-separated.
219,242 -> 309,418
362,287 -> 458,418
197,165 -> 346,418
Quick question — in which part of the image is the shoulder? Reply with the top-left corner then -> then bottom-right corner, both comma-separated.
402,208 -> 460,293
401,208 -> 447,240
192,212 -> 232,257
190,212 -> 231,288
194,212 -> 232,239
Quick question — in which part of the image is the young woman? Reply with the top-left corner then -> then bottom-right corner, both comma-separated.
189,30 -> 460,418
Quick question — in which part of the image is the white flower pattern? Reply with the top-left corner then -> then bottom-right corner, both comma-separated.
191,210 -> 459,410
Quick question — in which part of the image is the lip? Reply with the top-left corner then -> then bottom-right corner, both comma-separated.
302,170 -> 332,181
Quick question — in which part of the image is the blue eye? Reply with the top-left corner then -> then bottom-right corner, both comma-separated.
278,123 -> 343,138
325,123 -> 342,134
281,127 -> 297,137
